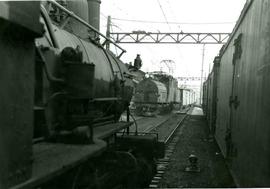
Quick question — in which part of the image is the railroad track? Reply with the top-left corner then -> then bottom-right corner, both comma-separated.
142,116 -> 171,133
148,108 -> 192,188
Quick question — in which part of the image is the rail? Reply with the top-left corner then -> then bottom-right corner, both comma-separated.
47,0 -> 126,58
164,114 -> 187,144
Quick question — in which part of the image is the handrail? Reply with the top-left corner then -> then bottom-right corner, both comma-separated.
40,5 -> 60,48
47,0 -> 126,56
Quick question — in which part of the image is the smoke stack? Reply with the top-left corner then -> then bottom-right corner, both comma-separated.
87,0 -> 101,38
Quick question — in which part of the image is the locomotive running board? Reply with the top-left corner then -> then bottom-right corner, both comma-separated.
11,140 -> 106,189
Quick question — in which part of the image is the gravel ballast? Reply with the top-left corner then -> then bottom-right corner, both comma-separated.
160,114 -> 235,188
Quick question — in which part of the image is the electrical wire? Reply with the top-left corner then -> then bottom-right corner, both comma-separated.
156,0 -> 171,30
101,12 -> 124,32
103,12 -> 161,71
166,0 -> 178,25
111,17 -> 236,25
156,0 -> 191,78
100,12 -> 108,19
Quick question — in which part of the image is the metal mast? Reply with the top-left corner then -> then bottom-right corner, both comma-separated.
200,44 -> 206,105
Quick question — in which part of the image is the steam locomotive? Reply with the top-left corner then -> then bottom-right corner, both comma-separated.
0,1 -> 163,188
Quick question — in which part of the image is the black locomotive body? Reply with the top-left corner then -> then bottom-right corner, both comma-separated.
35,0 -> 134,136
203,0 -> 270,186
0,1 -> 163,188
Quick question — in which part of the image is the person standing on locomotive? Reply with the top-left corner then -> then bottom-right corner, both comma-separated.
134,54 -> 142,70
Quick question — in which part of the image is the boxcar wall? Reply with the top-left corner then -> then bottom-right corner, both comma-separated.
205,72 -> 214,132
215,0 -> 270,186
204,56 -> 220,137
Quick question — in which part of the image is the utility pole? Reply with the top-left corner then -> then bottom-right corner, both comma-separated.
106,15 -> 111,50
208,61 -> 211,75
200,44 -> 206,105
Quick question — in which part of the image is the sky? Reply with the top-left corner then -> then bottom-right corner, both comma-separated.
99,0 -> 246,97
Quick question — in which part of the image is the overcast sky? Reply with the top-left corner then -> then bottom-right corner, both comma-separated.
100,0 -> 246,81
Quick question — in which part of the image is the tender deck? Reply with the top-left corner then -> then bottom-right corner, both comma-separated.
12,121 -> 133,189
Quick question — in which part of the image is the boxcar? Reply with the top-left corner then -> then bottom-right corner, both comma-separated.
173,88 -> 181,109
203,56 -> 220,135
204,0 -> 270,186
180,88 -> 194,106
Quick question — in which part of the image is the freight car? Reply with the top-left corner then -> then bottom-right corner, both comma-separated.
203,0 -> 270,186
0,1 -> 163,188
180,88 -> 196,108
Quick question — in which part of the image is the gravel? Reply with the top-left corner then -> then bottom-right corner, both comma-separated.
160,115 -> 235,188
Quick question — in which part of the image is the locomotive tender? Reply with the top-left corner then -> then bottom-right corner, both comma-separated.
203,0 -> 270,186
0,1 -> 163,188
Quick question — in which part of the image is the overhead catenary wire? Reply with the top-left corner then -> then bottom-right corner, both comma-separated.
101,2 -> 220,81
166,0 -> 178,24
156,0 -> 172,30
165,0 -> 182,32
111,17 -> 236,25
101,12 -> 124,31
164,1 -> 190,78
155,0 -> 191,78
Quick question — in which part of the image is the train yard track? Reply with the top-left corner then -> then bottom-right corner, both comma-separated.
148,108 -> 192,188
118,108 -> 192,188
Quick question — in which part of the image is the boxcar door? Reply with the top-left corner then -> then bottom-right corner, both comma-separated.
227,34 -> 243,158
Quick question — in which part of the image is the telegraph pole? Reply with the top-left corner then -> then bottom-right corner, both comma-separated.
200,44 -> 206,105
106,15 -> 111,50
